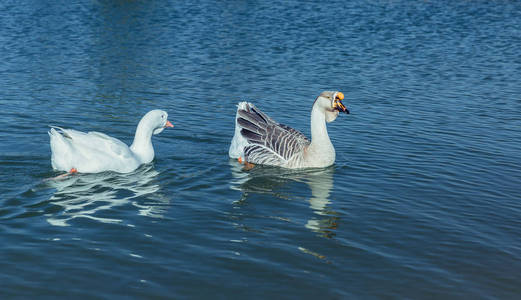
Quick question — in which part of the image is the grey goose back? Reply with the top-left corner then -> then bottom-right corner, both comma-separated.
229,91 -> 349,169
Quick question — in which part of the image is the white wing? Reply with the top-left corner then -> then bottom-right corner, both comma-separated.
49,127 -> 137,173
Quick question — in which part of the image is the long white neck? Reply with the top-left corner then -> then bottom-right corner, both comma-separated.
130,120 -> 155,164
305,104 -> 335,166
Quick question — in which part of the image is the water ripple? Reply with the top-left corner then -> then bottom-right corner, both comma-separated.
1,0 -> 521,298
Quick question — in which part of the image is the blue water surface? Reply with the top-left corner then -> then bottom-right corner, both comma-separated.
1,0 -> 520,298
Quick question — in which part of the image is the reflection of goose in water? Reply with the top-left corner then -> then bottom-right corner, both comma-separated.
303,168 -> 339,236
229,163 -> 339,238
44,164 -> 169,226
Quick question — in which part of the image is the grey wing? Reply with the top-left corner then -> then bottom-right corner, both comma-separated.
237,103 -> 310,165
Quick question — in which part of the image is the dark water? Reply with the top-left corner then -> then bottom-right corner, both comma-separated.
1,0 -> 521,298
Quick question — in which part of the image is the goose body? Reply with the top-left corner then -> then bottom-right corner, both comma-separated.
49,110 -> 173,173
229,91 -> 349,169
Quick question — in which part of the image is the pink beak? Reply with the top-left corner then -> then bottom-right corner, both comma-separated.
165,120 -> 174,128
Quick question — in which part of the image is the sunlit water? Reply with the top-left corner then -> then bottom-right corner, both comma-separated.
1,0 -> 521,298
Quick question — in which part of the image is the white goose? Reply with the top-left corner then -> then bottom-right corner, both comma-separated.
49,110 -> 173,174
229,91 -> 349,169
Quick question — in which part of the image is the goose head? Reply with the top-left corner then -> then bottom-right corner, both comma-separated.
314,91 -> 349,123
139,109 -> 174,135
130,109 -> 173,164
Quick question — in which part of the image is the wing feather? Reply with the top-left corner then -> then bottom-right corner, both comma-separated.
240,128 -> 263,143
55,128 -> 132,159
238,109 -> 267,126
237,118 -> 266,136
244,145 -> 285,166
236,103 -> 310,165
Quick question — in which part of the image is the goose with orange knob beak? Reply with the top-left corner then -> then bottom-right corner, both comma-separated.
229,91 -> 350,169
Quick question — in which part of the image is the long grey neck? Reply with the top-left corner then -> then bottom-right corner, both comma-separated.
130,121 -> 155,164
304,104 -> 335,166
309,105 -> 333,151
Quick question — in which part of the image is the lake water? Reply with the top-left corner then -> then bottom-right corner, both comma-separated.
1,0 -> 520,298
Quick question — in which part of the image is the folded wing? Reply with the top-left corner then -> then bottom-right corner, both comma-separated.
236,102 -> 310,166
49,127 -> 136,172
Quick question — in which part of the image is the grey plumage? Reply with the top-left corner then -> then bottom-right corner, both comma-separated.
236,103 -> 310,166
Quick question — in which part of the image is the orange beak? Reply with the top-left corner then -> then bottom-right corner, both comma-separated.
165,120 -> 174,128
334,92 -> 349,114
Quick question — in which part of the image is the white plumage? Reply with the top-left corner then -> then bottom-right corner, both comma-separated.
49,110 -> 173,173
229,91 -> 349,169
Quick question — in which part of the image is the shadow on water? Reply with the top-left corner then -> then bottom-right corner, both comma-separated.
229,162 -> 339,238
42,164 -> 170,226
